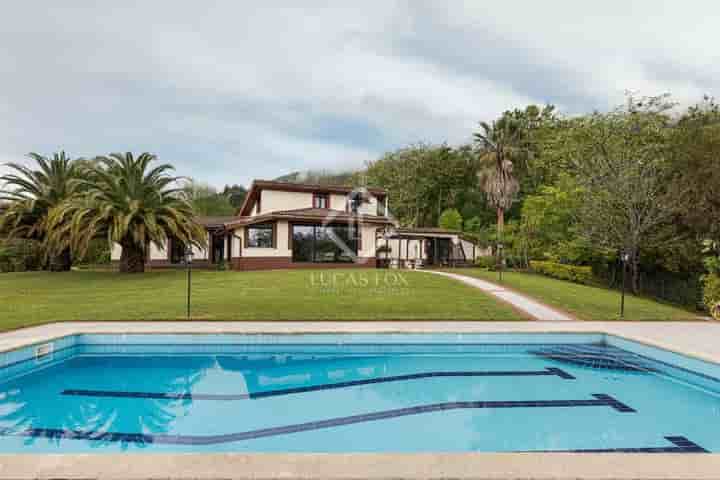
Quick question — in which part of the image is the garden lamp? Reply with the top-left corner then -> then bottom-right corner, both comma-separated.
620,251 -> 630,318
185,246 -> 193,320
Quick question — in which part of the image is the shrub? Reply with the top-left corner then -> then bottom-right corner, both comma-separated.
76,238 -> 111,265
0,240 -> 43,272
475,256 -> 496,270
702,274 -> 720,319
438,208 -> 462,231
530,260 -> 593,285
464,216 -> 483,233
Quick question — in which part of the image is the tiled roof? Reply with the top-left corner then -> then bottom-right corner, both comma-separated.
196,216 -> 239,227
224,208 -> 394,228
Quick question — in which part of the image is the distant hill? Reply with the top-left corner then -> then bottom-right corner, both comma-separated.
274,170 -> 356,186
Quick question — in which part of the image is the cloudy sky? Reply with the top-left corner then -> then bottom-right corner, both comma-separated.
1,1 -> 717,187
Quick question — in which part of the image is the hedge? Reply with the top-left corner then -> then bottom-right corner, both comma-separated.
702,274 -> 720,320
474,256 -> 497,270
530,260 -> 593,285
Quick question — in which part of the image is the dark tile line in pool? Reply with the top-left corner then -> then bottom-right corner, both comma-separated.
0,394 -> 635,446
536,436 -> 708,453
61,367 -> 576,401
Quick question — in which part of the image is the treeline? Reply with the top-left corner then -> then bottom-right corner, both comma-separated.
275,170 -> 355,186
357,96 -> 720,313
184,182 -> 247,217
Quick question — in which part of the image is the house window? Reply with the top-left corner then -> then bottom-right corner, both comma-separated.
246,223 -> 274,248
291,224 -> 359,263
313,192 -> 330,209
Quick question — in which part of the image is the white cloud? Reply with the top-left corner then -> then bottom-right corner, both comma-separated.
0,1 -> 718,186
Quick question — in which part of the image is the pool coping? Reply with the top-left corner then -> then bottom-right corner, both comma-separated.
0,320 -> 719,480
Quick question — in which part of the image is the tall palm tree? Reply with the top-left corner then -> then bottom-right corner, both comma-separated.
47,152 -> 206,273
0,152 -> 83,271
474,116 -> 522,264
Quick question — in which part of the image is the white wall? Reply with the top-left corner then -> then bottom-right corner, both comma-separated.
110,238 -> 209,261
258,190 -> 312,215
255,189 -> 384,216
230,231 -> 242,258
460,238 -> 492,260
359,225 -> 380,258
330,193 -> 347,211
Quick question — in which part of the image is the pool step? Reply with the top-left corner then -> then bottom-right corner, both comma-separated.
531,344 -> 656,372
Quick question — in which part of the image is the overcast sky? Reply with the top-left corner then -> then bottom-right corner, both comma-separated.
1,2 -> 717,187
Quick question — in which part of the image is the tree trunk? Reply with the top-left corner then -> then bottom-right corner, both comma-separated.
49,248 -> 72,272
496,207 -> 505,269
631,256 -> 640,294
120,242 -> 146,273
497,207 -> 505,236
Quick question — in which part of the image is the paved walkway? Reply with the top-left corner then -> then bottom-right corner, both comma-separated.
424,270 -> 576,321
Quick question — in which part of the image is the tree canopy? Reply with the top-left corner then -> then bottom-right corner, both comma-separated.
46,152 -> 206,273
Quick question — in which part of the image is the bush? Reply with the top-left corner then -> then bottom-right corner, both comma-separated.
438,208 -> 462,231
464,216 -> 483,233
475,256 -> 496,270
530,260 -> 593,285
702,274 -> 720,319
0,240 -> 43,272
76,238 -> 111,265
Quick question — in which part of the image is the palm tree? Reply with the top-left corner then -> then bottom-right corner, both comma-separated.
0,152 -> 84,271
474,116 -> 523,266
47,152 -> 206,273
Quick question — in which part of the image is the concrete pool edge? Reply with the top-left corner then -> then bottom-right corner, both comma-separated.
0,320 -> 718,364
0,321 -> 719,479
0,452 -> 719,480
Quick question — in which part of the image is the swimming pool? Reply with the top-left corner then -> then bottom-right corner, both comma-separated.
0,332 -> 718,453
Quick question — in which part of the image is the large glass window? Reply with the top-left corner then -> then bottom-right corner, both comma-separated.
292,224 -> 359,263
246,223 -> 274,248
291,225 -> 314,262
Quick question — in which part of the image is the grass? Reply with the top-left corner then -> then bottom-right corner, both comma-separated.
0,269 -> 523,331
445,269 -> 701,321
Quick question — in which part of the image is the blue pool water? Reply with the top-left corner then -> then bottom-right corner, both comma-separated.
0,333 -> 718,453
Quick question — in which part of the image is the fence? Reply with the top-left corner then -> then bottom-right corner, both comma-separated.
596,264 -> 704,310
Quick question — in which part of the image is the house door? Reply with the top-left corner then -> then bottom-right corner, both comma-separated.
210,233 -> 225,264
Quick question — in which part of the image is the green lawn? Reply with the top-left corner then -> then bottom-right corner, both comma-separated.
445,269 -> 700,321
0,269 -> 523,330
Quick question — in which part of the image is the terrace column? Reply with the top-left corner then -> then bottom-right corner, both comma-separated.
397,238 -> 401,267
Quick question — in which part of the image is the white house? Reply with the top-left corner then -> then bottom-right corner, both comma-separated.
111,180 -> 486,270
